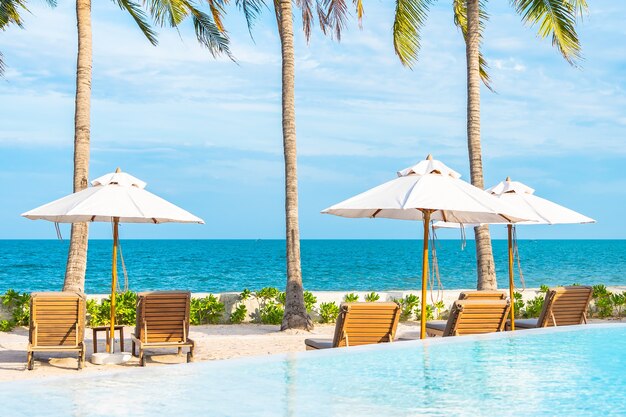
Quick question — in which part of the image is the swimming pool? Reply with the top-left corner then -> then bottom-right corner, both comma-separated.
1,324 -> 625,416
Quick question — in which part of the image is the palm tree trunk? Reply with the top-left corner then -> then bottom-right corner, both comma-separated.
63,0 -> 92,293
466,0 -> 497,290
277,0 -> 312,331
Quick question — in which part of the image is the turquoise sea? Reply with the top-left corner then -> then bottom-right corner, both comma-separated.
0,240 -> 624,293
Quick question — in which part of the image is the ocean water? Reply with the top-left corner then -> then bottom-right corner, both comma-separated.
0,239 -> 624,293
2,324 -> 625,416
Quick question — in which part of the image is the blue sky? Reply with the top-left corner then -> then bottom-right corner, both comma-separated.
0,1 -> 624,240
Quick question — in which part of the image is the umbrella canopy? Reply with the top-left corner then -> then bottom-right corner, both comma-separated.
485,178 -> 594,225
322,156 -> 531,339
322,157 -> 529,223
433,177 -> 594,330
22,171 -> 204,224
22,169 -> 203,355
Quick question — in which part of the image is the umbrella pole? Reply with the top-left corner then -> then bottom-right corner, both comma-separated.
508,224 -> 515,331
108,218 -> 119,353
420,210 -> 431,339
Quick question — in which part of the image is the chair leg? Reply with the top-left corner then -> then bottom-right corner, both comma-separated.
177,347 -> 182,356
139,349 -> 146,367
27,351 -> 34,371
132,341 -> 136,357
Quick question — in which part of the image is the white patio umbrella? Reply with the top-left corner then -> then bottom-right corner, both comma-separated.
22,169 -> 204,353
322,156 -> 530,339
434,177 -> 594,329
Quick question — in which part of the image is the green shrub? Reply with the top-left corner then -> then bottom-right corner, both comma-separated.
253,287 -> 285,325
590,284 -> 615,319
344,293 -> 359,303
395,294 -> 420,321
594,295 -> 614,319
522,295 -> 545,318
303,291 -> 317,313
87,291 -> 138,327
229,304 -> 247,324
592,284 -> 609,299
539,284 -> 550,294
0,320 -> 14,332
433,300 -> 446,319
1,289 -> 30,331
190,295 -> 225,325
611,293 -> 626,318
513,292 -> 525,319
415,303 -> 434,321
259,302 -> 284,325
229,289 -> 251,324
318,302 -> 340,323
255,287 -> 281,301
364,292 -> 380,302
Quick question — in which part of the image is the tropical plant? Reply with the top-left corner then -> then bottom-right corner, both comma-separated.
237,0 -> 360,330
391,0 -> 587,290
513,291 -> 524,319
433,300 -> 446,319
253,287 -> 285,325
344,293 -> 360,303
63,0 -> 231,292
0,289 -> 31,331
303,291 -> 317,313
318,302 -> 340,323
364,292 -> 380,302
190,295 -> 225,325
229,289 -> 251,324
416,303 -> 434,321
610,293 -> 626,318
87,291 -> 138,326
522,295 -> 544,318
394,294 -> 420,321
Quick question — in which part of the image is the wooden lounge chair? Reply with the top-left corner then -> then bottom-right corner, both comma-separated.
305,302 -> 401,350
507,286 -> 593,330
27,292 -> 86,370
131,291 -> 195,366
425,299 -> 510,337
458,290 -> 507,300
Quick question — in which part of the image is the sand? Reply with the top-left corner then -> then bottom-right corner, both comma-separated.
0,322 -> 424,382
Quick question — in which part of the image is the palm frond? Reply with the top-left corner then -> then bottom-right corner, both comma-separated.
319,0 -> 347,40
207,0 -> 227,32
354,0 -> 363,27
0,0 -> 28,28
0,51 -> 5,76
568,0 -> 588,19
511,0 -> 582,65
294,0 -> 314,41
185,3 -> 232,58
111,0 -> 158,45
453,0 -> 493,91
145,0 -> 188,27
393,0 -> 435,68
235,0 -> 266,36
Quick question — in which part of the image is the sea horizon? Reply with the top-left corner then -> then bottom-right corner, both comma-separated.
2,239 -> 625,294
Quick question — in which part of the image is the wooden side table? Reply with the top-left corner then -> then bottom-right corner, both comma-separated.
92,325 -> 125,353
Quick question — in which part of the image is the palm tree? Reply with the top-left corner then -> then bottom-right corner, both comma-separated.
237,0 -> 355,330
0,0 -> 56,76
63,0 -> 231,292
392,0 -> 586,290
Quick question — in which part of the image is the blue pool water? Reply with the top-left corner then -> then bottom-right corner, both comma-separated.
1,324 -> 625,416
1,240 -> 625,293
